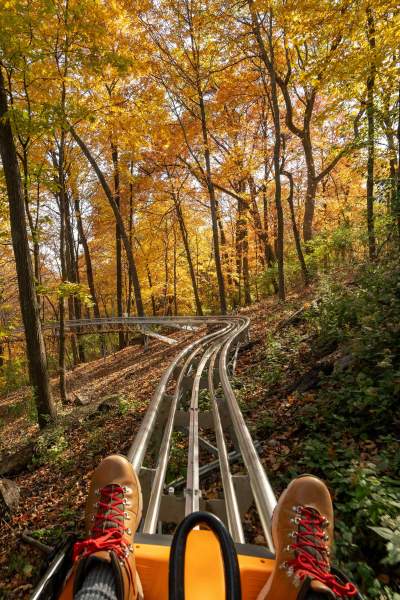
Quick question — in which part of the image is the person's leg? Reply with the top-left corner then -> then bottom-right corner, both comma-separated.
70,454 -> 143,600
74,561 -> 117,600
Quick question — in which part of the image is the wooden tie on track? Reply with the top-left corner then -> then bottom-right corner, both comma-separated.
31,316 -> 278,600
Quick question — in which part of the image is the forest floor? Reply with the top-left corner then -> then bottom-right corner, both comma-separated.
0,263 -> 399,599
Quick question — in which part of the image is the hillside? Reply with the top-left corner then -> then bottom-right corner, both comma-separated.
0,258 -> 399,598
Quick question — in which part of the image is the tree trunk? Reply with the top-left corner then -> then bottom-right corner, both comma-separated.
20,149 -> 41,285
248,1 -> 285,299
283,171 -> 310,284
0,68 -> 56,427
146,266 -> 157,316
111,142 -> 124,349
64,191 -> 81,364
366,6 -> 377,259
73,195 -> 101,319
303,167 -> 317,245
198,92 -> 227,314
71,127 -> 145,316
396,81 -> 400,241
57,131 -> 68,403
163,221 -> 170,315
235,181 -> 251,305
248,176 -> 274,268
127,162 -> 134,318
171,190 -> 203,315
173,226 -> 178,315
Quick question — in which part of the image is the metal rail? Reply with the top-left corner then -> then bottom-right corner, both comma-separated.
219,318 -> 277,549
24,314 -> 277,551
209,348 -> 244,543
124,315 -> 277,549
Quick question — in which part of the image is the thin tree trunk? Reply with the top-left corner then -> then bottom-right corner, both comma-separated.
198,92 -> 227,314
74,194 -> 106,355
249,2 -> 285,299
283,171 -> 310,284
248,176 -> 274,267
20,149 -> 41,284
70,127 -> 145,316
383,110 -> 397,220
57,130 -> 68,403
173,225 -> 178,315
303,164 -> 317,245
183,2 -> 226,313
147,266 -> 157,316
73,249 -> 86,361
366,6 -> 377,259
111,142 -> 124,349
127,162 -> 134,317
73,195 -> 100,319
163,221 -> 170,315
235,181 -> 251,305
171,190 -> 203,315
64,191 -> 81,365
0,68 -> 56,427
396,81 -> 400,241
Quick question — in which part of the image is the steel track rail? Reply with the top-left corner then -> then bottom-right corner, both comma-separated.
124,314 -> 276,551
208,348 -> 245,543
10,315 -> 239,338
141,320 -> 234,533
219,317 -> 277,550
25,315 -> 276,554
127,318 -> 230,471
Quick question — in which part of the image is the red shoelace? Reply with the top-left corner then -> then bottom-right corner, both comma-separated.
73,484 -> 129,561
287,506 -> 358,598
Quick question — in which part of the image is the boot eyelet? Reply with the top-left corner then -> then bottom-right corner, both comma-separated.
290,516 -> 300,524
127,528 -> 132,535
279,561 -> 288,570
285,544 -> 292,552
290,531 -> 297,538
293,574 -> 301,587
124,511 -> 129,518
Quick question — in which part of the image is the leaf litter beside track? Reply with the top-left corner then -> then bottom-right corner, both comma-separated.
0,328 -> 197,598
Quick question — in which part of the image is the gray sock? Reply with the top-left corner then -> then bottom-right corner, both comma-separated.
74,561 -> 118,600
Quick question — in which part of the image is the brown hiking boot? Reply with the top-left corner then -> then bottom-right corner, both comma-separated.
257,475 -> 358,600
72,454 -> 143,599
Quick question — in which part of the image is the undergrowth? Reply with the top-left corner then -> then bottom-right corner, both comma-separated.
242,255 -> 400,599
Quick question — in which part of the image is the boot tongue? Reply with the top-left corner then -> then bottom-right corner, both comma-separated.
95,484 -> 124,535
309,579 -> 336,597
297,506 -> 326,563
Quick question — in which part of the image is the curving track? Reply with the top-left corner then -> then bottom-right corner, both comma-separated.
30,315 -> 277,599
